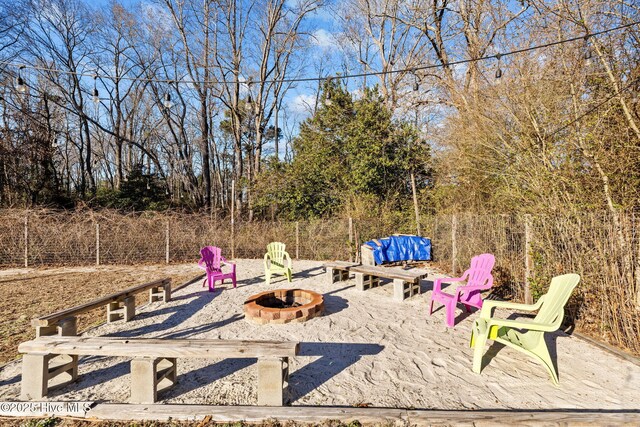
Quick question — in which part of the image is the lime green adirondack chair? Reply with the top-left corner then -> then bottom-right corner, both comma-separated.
470,273 -> 580,385
264,242 -> 292,285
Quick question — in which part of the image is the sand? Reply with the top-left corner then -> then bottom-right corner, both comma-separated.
1,259 -> 638,410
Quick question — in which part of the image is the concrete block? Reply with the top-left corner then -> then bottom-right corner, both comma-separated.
21,354 -> 50,400
257,357 -> 285,406
130,358 -> 158,403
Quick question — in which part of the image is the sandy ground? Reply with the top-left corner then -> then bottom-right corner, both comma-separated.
1,259 -> 639,410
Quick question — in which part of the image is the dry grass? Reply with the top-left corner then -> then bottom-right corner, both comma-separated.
0,264 -> 201,364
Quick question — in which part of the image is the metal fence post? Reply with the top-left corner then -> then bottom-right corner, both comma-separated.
295,221 -> 300,260
451,214 -> 457,275
165,220 -> 170,264
348,217 -> 353,262
24,214 -> 28,268
96,222 -> 100,266
524,214 -> 533,304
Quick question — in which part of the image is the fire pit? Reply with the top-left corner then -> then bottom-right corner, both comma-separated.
244,289 -> 324,325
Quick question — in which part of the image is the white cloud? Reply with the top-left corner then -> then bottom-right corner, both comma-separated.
290,93 -> 316,115
312,29 -> 338,50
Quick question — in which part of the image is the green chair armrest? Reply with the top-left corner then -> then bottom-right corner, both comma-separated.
480,297 -> 545,318
284,251 -> 292,269
486,317 -> 558,333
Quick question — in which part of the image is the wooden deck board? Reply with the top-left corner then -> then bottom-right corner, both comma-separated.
80,404 -> 640,425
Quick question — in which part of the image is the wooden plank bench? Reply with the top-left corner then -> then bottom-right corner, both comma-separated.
324,262 -> 425,302
18,336 -> 299,406
31,278 -> 172,338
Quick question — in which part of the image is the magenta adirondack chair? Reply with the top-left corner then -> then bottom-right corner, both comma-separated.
429,253 -> 495,327
198,246 -> 237,292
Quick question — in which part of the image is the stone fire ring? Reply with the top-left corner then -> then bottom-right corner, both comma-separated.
243,289 -> 324,325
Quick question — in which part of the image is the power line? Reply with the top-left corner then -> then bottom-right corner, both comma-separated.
548,77 -> 639,138
0,20 -> 638,86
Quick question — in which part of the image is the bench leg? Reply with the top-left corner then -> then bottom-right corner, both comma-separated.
394,279 -> 420,301
21,354 -> 50,400
257,357 -> 288,406
35,316 -> 77,338
149,283 -> 171,303
356,273 -> 379,290
131,358 -> 158,403
163,283 -> 172,302
326,267 -> 336,284
130,357 -> 176,404
48,354 -> 78,390
107,297 -> 136,323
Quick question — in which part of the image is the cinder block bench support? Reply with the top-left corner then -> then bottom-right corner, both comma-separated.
35,316 -> 78,338
107,296 -> 135,323
130,357 -> 177,404
257,357 -> 289,406
355,273 -> 380,291
20,353 -> 78,400
393,279 -> 421,302
326,267 -> 349,284
149,282 -> 171,303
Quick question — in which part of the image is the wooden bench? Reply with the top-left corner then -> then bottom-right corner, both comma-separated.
324,262 -> 425,302
31,278 -> 172,338
18,336 -> 299,406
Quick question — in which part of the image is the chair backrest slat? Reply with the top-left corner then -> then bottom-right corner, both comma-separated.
200,246 -> 223,272
533,274 -> 580,325
267,242 -> 287,264
463,253 -> 495,288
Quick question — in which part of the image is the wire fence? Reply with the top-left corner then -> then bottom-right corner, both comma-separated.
0,209 -> 638,353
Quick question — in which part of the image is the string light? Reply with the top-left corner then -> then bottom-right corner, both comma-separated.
0,21 -> 635,88
583,35 -> 592,61
16,65 -> 27,93
163,92 -> 173,109
495,54 -> 503,79
245,80 -> 253,111
92,75 -> 99,104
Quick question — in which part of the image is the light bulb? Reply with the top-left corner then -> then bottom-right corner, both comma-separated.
163,93 -> 173,109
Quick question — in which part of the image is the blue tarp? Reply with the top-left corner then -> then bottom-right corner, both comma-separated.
364,235 -> 431,265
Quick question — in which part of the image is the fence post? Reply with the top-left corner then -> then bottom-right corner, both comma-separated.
524,214 -> 533,305
231,179 -> 236,259
95,222 -> 100,266
24,214 -> 28,268
451,214 -> 457,275
348,217 -> 353,262
295,221 -> 300,260
634,212 -> 640,308
165,220 -> 170,264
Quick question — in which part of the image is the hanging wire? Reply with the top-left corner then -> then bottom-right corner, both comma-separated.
0,20 -> 636,87
413,72 -> 419,91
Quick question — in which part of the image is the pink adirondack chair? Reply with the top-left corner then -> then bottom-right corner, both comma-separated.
198,246 -> 237,292
429,253 -> 495,327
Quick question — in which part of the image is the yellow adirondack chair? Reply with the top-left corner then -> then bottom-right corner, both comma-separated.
470,273 -> 580,385
264,242 -> 292,285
